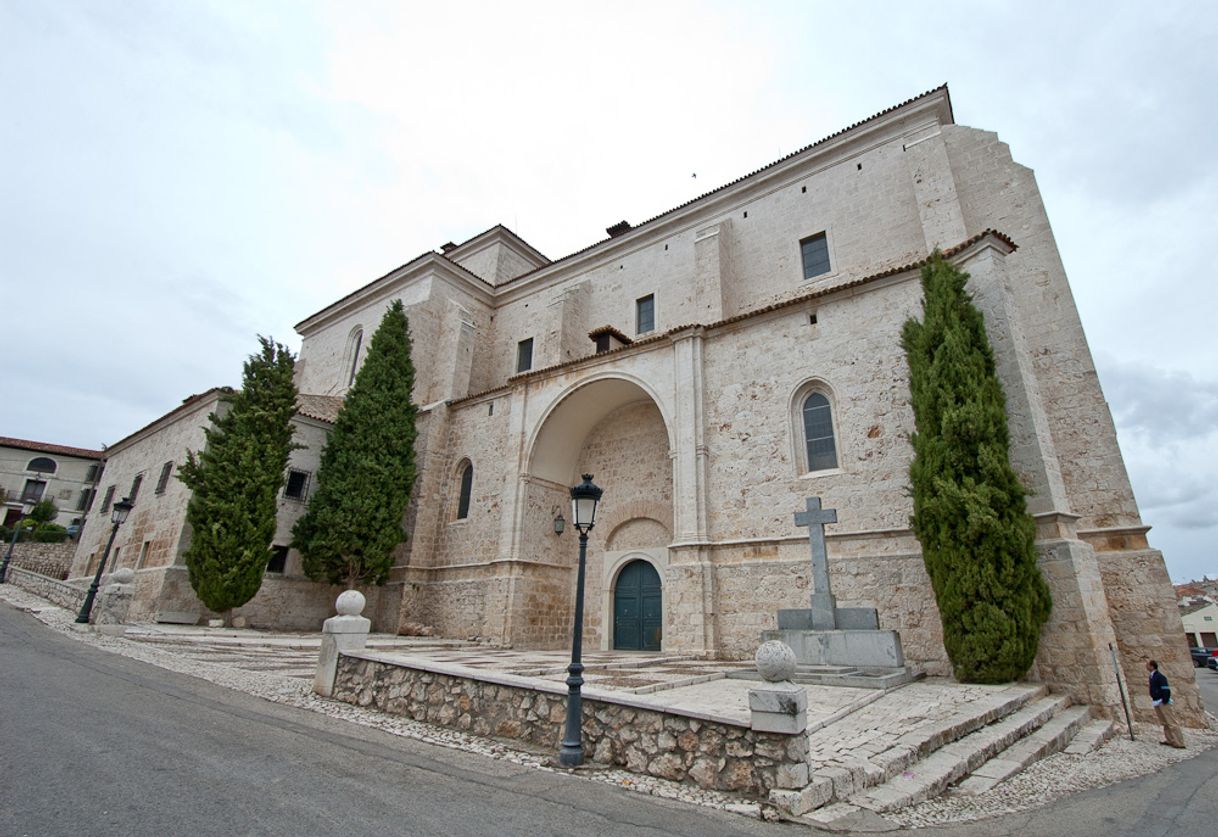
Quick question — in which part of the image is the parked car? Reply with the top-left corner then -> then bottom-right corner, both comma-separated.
1189,647 -> 1215,667
1208,656 -> 1218,672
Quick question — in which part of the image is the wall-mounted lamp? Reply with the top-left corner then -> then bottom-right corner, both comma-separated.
551,506 -> 566,535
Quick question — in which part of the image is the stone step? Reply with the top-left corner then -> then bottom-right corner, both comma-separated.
1063,718 -> 1116,754
848,694 -> 1070,812
954,705 -> 1092,794
798,684 -> 1046,807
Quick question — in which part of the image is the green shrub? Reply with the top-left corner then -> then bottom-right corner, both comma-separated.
179,337 -> 299,617
33,523 -> 68,543
901,253 -> 1052,683
294,300 -> 418,587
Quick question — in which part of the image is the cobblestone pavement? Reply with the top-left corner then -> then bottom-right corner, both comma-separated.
3,582 -> 1216,829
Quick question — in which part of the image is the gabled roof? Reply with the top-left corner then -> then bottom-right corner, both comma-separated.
294,85 -> 954,332
0,436 -> 103,460
105,388 -> 232,456
444,223 -> 550,267
494,85 -> 954,289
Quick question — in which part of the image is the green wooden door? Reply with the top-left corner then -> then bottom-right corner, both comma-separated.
613,560 -> 662,651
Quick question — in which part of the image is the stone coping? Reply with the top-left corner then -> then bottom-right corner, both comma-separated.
344,649 -> 751,728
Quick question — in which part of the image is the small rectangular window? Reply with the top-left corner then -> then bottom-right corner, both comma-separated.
155,461 -> 174,494
85,464 -> 100,483
100,485 -> 115,514
137,540 -> 151,569
129,474 -> 143,504
800,232 -> 831,280
76,488 -> 93,511
516,338 -> 534,373
636,294 -> 655,334
267,545 -> 289,574
284,469 -> 310,500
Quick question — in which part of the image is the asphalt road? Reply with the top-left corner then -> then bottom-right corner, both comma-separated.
3,601 -> 1217,837
0,603 -> 784,837
1192,662 -> 1218,716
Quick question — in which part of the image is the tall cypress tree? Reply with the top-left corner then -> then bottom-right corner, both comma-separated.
178,337 -> 299,620
901,254 -> 1051,683
293,300 -> 417,587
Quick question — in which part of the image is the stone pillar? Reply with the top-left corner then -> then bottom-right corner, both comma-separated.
959,240 -> 1070,515
670,328 -> 708,544
749,641 -> 808,734
903,127 -> 968,251
692,221 -> 731,320
1032,539 -> 1124,717
315,590 -> 371,698
93,567 -> 135,636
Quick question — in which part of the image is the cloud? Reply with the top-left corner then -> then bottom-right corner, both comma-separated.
1097,355 -> 1218,534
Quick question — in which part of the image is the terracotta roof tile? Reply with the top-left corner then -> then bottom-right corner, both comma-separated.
296,394 -> 344,424
0,436 -> 103,460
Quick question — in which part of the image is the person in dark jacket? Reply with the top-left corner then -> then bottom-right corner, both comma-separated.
1146,659 -> 1185,748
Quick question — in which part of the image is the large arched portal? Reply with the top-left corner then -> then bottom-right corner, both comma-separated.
517,376 -> 674,650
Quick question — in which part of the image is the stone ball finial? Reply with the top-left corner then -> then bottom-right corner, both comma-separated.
756,640 -> 798,682
110,568 -> 136,584
336,589 -> 366,617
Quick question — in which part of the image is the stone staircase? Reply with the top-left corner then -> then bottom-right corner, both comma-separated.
770,682 -> 1115,822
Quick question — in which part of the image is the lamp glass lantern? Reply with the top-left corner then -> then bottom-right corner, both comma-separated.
111,497 -> 134,525
569,474 -> 602,532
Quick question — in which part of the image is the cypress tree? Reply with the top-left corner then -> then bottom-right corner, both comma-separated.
178,337 -> 299,621
901,254 -> 1051,683
293,300 -> 417,587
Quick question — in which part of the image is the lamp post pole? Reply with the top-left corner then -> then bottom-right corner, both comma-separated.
559,474 -> 602,768
0,501 -> 35,584
76,497 -> 133,624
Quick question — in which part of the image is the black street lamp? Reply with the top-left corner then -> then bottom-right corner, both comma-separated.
75,497 -> 134,624
559,474 -> 602,767
0,499 -> 37,584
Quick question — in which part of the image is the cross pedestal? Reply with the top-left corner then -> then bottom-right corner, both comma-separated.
765,496 -> 905,671
777,497 -> 880,632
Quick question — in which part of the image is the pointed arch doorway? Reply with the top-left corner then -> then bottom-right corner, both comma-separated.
613,559 -> 662,651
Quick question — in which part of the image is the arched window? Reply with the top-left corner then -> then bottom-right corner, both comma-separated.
345,327 -> 364,387
797,388 -> 839,473
455,461 -> 473,520
27,456 -> 57,474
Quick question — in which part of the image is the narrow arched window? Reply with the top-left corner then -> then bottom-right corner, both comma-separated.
456,461 -> 473,519
347,328 -> 364,386
802,392 -> 838,471
27,456 -> 57,474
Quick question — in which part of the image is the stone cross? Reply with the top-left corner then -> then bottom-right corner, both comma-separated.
794,496 -> 837,628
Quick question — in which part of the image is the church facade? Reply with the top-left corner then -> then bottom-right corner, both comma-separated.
69,87 -> 1199,723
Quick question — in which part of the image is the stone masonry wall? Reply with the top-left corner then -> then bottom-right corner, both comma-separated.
5,541 -> 76,579
8,566 -> 86,611
701,283 -> 921,541
1098,549 -> 1205,726
942,125 -> 1141,533
332,654 -> 811,796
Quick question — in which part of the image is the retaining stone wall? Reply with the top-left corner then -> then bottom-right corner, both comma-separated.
8,566 -> 86,611
332,654 -> 810,795
5,541 -> 75,579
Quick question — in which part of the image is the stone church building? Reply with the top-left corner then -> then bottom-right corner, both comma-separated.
68,86 -> 1199,723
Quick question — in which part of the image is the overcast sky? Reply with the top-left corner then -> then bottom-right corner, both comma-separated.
1,1 -> 1213,582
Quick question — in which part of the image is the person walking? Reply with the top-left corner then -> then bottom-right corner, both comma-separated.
1146,659 -> 1186,748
